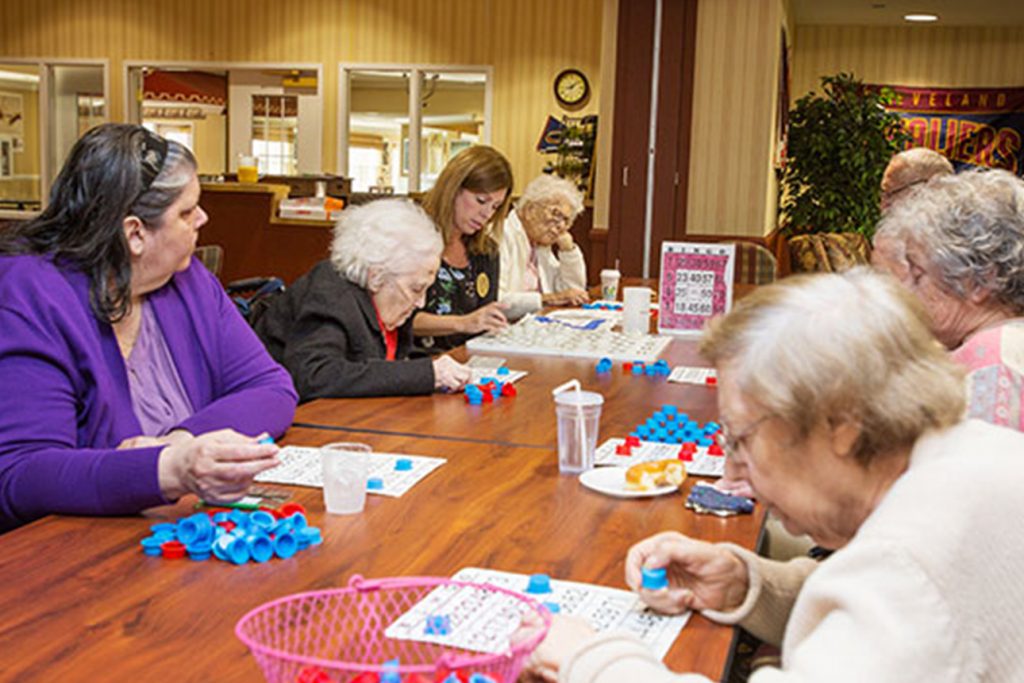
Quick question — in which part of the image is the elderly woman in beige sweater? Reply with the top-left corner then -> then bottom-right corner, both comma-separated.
521,269 -> 1024,682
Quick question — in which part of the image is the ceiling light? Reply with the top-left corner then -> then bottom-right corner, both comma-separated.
904,13 -> 939,22
0,69 -> 40,83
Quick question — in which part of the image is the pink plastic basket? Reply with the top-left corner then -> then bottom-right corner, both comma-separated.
235,575 -> 552,683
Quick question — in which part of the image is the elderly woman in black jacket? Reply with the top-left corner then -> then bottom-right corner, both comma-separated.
255,198 -> 471,400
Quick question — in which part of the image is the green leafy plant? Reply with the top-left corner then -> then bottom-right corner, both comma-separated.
781,73 -> 911,238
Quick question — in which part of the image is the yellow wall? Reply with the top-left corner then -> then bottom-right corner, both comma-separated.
686,0 -> 785,236
592,0 -> 617,230
192,112 -> 226,174
0,0 -> 603,193
792,25 -> 1024,99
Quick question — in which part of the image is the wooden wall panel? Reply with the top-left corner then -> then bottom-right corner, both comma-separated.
685,0 -> 783,237
792,25 -> 1024,99
0,0 -> 603,193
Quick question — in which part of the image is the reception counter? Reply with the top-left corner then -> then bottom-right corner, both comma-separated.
198,182 -> 334,285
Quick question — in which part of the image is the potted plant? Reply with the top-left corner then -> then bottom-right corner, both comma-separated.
781,73 -> 911,240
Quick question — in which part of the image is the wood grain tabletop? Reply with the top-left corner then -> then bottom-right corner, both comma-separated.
0,427 -> 763,682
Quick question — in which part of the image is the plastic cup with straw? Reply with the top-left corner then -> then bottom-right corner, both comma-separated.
552,379 -> 605,474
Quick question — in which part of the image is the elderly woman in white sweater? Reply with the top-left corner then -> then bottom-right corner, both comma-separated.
521,268 -> 1024,683
499,174 -> 589,316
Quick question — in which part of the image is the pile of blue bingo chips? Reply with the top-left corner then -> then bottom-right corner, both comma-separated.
139,506 -> 322,564
632,405 -> 722,447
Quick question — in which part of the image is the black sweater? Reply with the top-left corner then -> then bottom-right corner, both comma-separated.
254,260 -> 435,401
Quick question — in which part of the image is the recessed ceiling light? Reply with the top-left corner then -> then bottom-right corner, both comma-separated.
904,13 -> 939,22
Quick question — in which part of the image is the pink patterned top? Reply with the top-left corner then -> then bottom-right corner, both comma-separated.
950,319 -> 1024,432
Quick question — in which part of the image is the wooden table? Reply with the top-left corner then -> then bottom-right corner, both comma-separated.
296,340 -> 716,449
0,427 -> 764,681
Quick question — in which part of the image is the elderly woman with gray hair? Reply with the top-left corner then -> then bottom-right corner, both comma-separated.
499,174 -> 589,315
255,199 -> 471,400
519,269 -> 1024,682
873,168 -> 1024,430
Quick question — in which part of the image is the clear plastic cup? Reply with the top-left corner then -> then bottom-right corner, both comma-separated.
622,286 -> 652,334
320,442 -> 371,515
554,391 -> 604,474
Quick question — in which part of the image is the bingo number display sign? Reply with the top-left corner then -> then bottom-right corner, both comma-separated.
658,242 -> 735,336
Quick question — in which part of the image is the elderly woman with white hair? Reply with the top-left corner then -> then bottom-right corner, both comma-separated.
499,174 -> 589,315
873,168 -> 1024,430
520,269 -> 1024,682
254,198 -> 471,400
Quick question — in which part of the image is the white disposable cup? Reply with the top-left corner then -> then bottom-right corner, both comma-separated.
320,442 -> 371,515
622,286 -> 652,334
600,268 -> 621,302
555,391 -> 604,474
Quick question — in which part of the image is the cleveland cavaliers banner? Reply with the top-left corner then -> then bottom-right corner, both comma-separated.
869,84 -> 1024,175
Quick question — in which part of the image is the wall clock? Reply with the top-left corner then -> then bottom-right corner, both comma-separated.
554,69 -> 590,108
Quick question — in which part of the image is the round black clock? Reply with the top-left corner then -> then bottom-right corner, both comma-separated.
554,69 -> 590,107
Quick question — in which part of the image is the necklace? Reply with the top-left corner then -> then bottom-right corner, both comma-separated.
113,301 -> 144,360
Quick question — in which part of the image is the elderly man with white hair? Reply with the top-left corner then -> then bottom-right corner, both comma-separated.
879,147 -> 953,212
499,174 -> 589,315
255,198 -> 471,400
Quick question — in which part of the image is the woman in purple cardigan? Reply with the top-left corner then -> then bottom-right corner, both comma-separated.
0,124 -> 298,532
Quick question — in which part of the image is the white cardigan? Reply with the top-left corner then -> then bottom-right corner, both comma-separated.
499,209 -> 587,315
559,419 -> 1024,683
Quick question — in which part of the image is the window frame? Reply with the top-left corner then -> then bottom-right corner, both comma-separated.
123,60 -> 323,175
0,57 -> 109,218
337,63 -> 493,193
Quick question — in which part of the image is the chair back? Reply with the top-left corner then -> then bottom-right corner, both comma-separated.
195,244 -> 225,278
726,241 -> 778,285
787,233 -> 871,273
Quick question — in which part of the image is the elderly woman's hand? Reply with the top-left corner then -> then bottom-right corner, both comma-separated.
624,531 -> 750,614
460,301 -> 509,335
555,232 -> 576,252
157,429 -> 279,502
432,355 -> 471,391
514,612 -> 596,683
542,288 -> 590,307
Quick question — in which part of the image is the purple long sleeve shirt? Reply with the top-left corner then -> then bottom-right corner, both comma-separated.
0,255 -> 298,531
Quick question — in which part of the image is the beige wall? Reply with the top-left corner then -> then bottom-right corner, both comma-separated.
684,15 -> 1024,239
0,0 -> 603,194
792,25 -> 1024,99
686,0 -> 786,236
192,112 -> 226,175
592,0 -> 618,229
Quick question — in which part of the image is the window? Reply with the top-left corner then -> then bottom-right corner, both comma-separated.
142,121 -> 194,151
0,61 -> 106,213
252,94 -> 298,175
340,65 -> 491,193
76,94 -> 105,137
126,65 -> 322,177
349,145 -> 383,192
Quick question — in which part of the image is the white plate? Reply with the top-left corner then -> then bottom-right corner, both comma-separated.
578,467 -> 679,499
